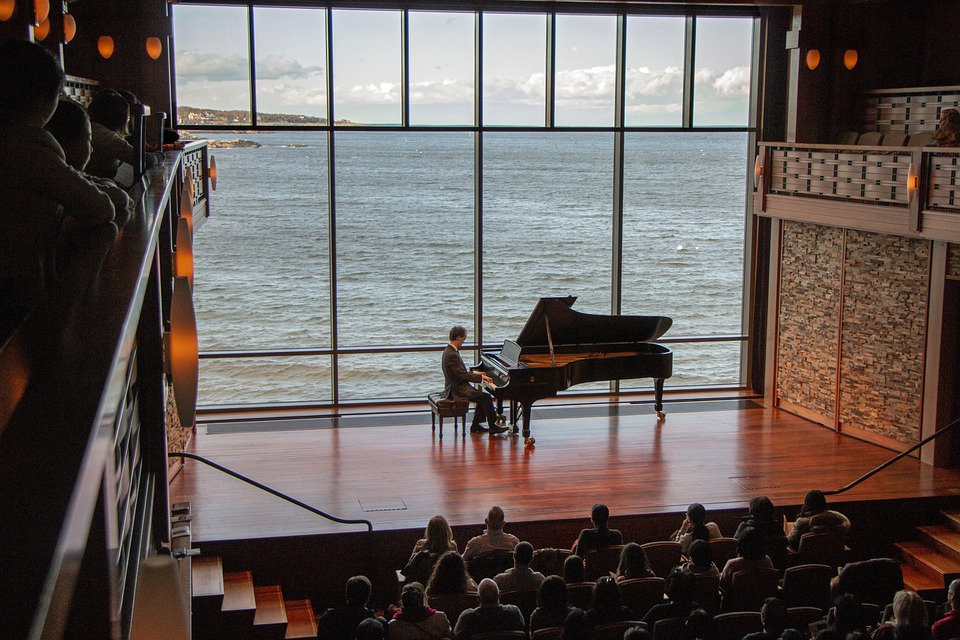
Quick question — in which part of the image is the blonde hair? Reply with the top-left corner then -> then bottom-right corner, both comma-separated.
422,515 -> 456,555
891,590 -> 928,627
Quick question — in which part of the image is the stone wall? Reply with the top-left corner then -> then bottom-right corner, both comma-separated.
777,222 -> 930,444
166,384 -> 192,468
838,231 -> 928,443
777,222 -> 843,421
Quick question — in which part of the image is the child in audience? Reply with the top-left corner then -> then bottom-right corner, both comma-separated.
0,41 -> 115,337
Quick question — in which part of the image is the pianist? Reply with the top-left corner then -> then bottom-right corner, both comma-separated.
442,326 -> 508,436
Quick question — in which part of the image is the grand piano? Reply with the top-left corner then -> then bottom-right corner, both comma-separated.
478,296 -> 673,440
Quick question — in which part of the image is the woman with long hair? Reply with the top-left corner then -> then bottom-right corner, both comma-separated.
615,542 -> 656,581
425,551 -> 477,596
586,576 -> 635,625
932,108 -> 960,147
530,575 -> 576,632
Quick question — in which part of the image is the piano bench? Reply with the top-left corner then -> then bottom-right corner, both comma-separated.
427,393 -> 470,439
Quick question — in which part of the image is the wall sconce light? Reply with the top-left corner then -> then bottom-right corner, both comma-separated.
146,36 -> 163,60
129,556 -> 190,640
167,276 -> 199,429
33,18 -> 50,40
754,154 -> 763,188
33,0 -> 49,25
907,162 -> 919,203
844,49 -> 858,70
805,49 -> 821,71
98,35 -> 115,59
208,155 -> 217,190
63,13 -> 76,44
174,218 -> 194,289
0,0 -> 15,22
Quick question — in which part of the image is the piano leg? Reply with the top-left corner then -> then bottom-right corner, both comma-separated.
655,378 -> 666,420
519,401 -> 533,439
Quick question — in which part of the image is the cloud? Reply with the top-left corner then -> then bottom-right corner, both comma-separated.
175,51 -> 323,82
695,65 -> 751,97
625,65 -> 683,97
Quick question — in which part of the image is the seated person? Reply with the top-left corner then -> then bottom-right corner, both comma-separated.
426,551 -> 478,597
933,579 -> 960,640
0,41 -> 115,337
574,503 -> 623,556
931,109 -> 960,147
453,578 -> 525,640
828,594 -> 870,638
719,528 -> 775,592
462,505 -> 520,561
316,575 -> 379,640
563,554 -> 586,584
493,541 -> 545,592
389,581 -> 452,640
614,542 -> 656,581
872,591 -> 930,640
404,515 -> 459,584
681,539 -> 720,577
642,567 -> 697,626
86,88 -> 161,183
585,576 -> 634,626
734,496 -> 789,562
672,503 -> 723,556
442,325 -> 507,435
529,575 -> 575,633
787,490 -> 851,552
743,597 -> 796,640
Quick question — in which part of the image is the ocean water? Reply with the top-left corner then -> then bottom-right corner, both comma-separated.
190,130 -> 749,406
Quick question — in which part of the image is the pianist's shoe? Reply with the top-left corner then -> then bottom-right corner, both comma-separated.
470,424 -> 489,434
488,425 -> 509,436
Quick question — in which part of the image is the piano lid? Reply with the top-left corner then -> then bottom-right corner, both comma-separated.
514,296 -> 672,347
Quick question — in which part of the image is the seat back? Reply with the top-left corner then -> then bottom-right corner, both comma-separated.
618,577 -> 666,619
641,542 -> 683,578
714,612 -> 762,640
786,606 -> 826,638
857,131 -> 884,145
473,632 -> 529,640
566,582 -> 595,610
708,538 -> 739,569
652,616 -> 687,640
584,545 -> 626,581
692,572 -> 721,616
531,627 -> 564,640
908,131 -> 935,147
499,589 -> 539,625
834,558 -> 903,608
467,548 -> 515,581
838,131 -> 861,145
721,568 -> 780,613
781,564 -> 835,611
881,132 -> 909,146
794,532 -> 845,569
427,592 -> 479,627
594,621 -> 646,640
531,548 -> 572,577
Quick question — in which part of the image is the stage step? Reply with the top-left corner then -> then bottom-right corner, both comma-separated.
222,570 -> 258,637
192,555 -> 225,638
253,585 -> 288,639
917,525 -> 960,565
284,599 -> 318,639
896,540 -> 960,587
941,511 -> 960,534
901,562 -> 946,600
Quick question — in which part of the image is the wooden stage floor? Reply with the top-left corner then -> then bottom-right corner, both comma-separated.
170,399 -> 960,543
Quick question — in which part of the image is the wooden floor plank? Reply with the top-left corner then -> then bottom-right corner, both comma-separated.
169,400 -> 960,542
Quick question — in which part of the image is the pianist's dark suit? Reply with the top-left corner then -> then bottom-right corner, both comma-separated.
442,343 -> 497,429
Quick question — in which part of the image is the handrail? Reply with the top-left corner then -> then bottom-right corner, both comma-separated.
823,416 -> 960,496
168,452 -> 373,532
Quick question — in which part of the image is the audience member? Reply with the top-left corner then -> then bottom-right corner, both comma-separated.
453,578 -> 525,640
672,503 -> 723,556
585,576 -> 634,626
932,579 -> 960,640
574,503 -> 623,556
405,515 -> 459,584
787,490 -> 851,552
829,594 -> 870,638
563,554 -> 586,584
86,88 -> 160,183
316,575 -> 379,640
681,539 -> 720,577
389,581 -> 452,640
530,575 -> 576,633
686,608 -> 718,640
494,541 -> 545,592
625,625 -> 652,640
426,551 -> 478,597
562,608 -> 594,640
355,617 -> 386,640
743,597 -> 793,640
462,506 -> 520,560
873,591 -> 930,640
719,528 -> 775,592
932,108 -> 960,147
642,567 -> 697,626
0,40 -> 116,338
615,542 -> 656,581
734,496 -> 789,562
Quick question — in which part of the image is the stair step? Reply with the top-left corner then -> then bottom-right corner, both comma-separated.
192,556 -> 225,600
942,511 -> 960,534
901,562 -> 946,600
254,585 -> 288,640
918,526 -> 960,565
284,600 -> 318,639
223,570 -> 258,622
896,541 -> 960,586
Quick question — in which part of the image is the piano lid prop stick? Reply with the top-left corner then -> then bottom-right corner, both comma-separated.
544,316 -> 557,368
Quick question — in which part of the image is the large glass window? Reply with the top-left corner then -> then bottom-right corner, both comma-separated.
172,5 -> 757,409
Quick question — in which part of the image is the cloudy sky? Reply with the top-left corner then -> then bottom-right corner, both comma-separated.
172,6 -> 753,127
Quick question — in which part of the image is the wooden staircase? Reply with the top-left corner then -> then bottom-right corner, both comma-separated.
897,510 -> 960,601
192,555 -> 319,639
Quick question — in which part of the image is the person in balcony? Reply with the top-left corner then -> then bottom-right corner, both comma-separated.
462,505 -> 520,561
0,41 -> 116,338
85,88 -> 160,184
786,490 -> 850,552
932,108 -> 960,147
672,503 -> 723,556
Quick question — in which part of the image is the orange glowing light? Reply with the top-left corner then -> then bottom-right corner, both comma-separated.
98,35 -> 115,59
146,37 -> 162,60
